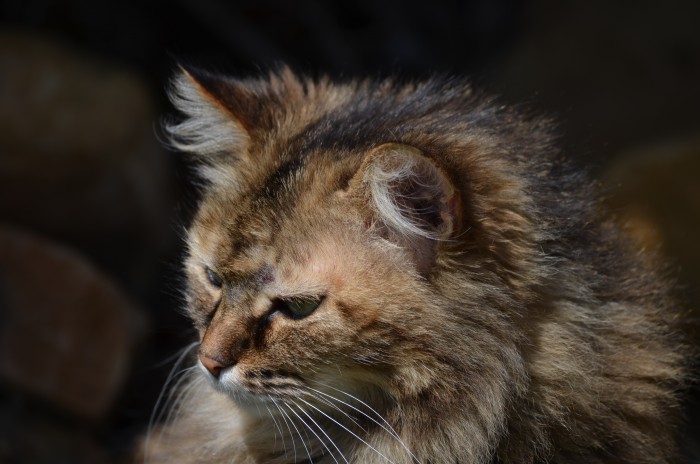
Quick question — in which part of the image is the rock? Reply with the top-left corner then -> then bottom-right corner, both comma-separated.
0,227 -> 145,420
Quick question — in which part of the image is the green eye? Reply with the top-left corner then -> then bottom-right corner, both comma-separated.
281,296 -> 323,319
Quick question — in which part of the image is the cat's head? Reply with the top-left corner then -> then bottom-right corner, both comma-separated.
169,66 -> 542,423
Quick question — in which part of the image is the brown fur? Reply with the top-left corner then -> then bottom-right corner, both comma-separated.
141,66 -> 692,464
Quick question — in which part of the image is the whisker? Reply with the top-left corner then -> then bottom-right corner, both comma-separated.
150,349 -> 199,423
299,389 -> 367,433
290,399 -> 349,464
155,387 -> 202,457
280,399 -> 315,460
159,366 -> 200,419
287,401 -> 340,464
309,381 -> 401,438
251,401 -> 274,448
305,382 -> 422,464
151,341 -> 199,369
145,342 -> 199,463
162,374 -> 203,429
297,396 -> 396,464
270,397 -> 297,463
156,375 -> 206,453
304,385 -> 399,440
265,402 -> 287,456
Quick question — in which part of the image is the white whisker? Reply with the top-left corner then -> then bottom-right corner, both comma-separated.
161,374 -> 203,431
144,342 -> 199,464
280,399 -> 315,461
297,396 -> 396,464
251,400 -> 274,449
287,401 -> 340,464
149,345 -> 199,427
310,381 -> 401,438
299,389 -> 367,433
265,402 -> 287,456
160,367 -> 200,419
293,398 -> 349,464
155,376 -> 206,454
270,397 -> 298,462
306,382 -> 422,464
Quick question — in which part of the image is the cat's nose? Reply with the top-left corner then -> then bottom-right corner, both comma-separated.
199,353 -> 227,379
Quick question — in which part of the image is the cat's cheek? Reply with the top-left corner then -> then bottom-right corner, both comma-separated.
218,367 -> 244,392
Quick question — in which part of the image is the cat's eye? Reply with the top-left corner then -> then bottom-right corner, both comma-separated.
277,296 -> 323,319
205,267 -> 223,288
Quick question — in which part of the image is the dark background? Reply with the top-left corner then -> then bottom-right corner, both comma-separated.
0,0 -> 699,462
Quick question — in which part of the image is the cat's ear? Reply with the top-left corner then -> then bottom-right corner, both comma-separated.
350,143 -> 461,256
166,65 -> 254,158
167,64 -> 284,186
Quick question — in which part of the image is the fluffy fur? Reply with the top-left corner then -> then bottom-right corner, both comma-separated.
142,66 -> 691,464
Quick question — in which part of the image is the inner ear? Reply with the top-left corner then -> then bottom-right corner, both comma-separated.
352,143 -> 461,242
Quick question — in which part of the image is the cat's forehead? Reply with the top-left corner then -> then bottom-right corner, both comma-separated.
189,164 -> 344,269
188,186 -> 368,298
190,197 -> 274,265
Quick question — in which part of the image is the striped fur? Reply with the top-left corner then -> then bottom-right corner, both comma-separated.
140,66 -> 692,464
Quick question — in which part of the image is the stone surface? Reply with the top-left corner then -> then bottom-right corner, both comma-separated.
0,227 -> 145,420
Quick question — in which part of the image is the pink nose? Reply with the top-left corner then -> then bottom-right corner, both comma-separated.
199,353 -> 226,378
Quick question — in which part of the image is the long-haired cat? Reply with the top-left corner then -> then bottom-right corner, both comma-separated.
142,66 -> 691,463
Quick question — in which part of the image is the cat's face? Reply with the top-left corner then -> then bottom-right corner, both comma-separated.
185,148 -> 449,408
173,67 -> 533,429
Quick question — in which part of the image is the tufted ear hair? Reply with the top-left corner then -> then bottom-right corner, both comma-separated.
350,143 -> 462,264
166,65 -> 253,159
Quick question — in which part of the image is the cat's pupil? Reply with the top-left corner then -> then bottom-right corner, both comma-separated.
206,267 -> 223,288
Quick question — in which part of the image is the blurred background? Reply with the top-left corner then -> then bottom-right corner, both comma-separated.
0,0 -> 699,462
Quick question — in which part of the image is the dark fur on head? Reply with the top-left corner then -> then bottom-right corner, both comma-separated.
142,65 -> 692,464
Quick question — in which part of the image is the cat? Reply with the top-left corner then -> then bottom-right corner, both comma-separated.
141,65 -> 692,464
